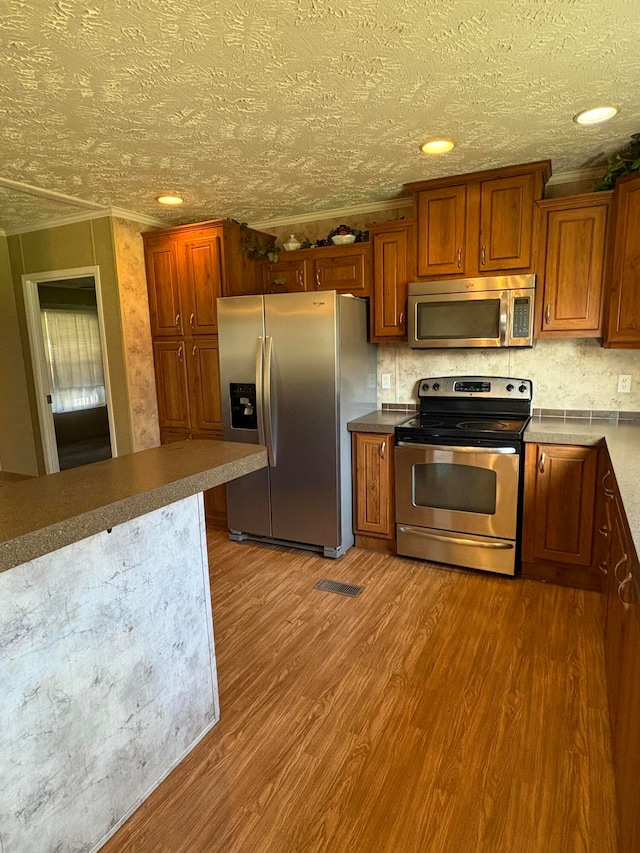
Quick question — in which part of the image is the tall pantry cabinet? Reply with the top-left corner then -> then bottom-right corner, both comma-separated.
143,219 -> 274,525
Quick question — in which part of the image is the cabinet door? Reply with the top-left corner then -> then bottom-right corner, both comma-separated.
313,245 -> 371,295
183,234 -> 223,335
372,223 -> 413,340
145,237 -> 185,337
532,444 -> 597,564
353,432 -> 394,538
605,173 -> 640,348
537,198 -> 610,337
153,340 -> 190,430
479,173 -> 536,271
188,338 -> 222,433
416,185 -> 466,277
262,257 -> 307,293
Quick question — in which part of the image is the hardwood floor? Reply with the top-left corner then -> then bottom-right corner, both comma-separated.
102,531 -> 617,853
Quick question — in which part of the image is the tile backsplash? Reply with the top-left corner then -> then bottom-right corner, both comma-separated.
377,338 -> 640,412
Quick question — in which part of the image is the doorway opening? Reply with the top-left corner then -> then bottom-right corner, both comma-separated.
22,267 -> 117,474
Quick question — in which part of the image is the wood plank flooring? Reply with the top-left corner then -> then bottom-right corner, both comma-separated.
101,531 -> 617,853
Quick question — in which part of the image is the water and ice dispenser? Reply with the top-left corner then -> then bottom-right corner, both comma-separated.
229,383 -> 257,430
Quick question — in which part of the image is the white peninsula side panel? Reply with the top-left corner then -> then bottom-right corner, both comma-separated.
0,494 -> 218,853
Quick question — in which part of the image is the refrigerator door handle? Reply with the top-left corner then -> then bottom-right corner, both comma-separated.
255,337 -> 266,448
263,335 -> 276,466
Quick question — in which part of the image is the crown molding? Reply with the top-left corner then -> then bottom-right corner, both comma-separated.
3,205 -> 167,237
546,166 -> 603,185
248,196 -> 413,231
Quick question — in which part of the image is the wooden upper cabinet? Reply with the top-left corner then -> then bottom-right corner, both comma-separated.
145,236 -> 184,337
536,193 -> 612,338
312,243 -> 371,295
406,160 -> 550,280
183,234 -> 224,335
262,256 -> 307,293
604,173 -> 640,348
369,219 -> 415,340
479,173 -> 536,271
416,185 -> 466,277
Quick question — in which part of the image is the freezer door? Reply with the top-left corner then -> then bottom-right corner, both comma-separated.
217,295 -> 272,537
264,291 -> 340,547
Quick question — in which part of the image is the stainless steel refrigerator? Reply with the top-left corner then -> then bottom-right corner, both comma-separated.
217,291 -> 376,557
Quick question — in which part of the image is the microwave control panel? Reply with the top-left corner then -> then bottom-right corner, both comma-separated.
512,296 -> 532,338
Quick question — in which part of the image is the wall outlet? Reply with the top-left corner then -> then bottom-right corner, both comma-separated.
618,374 -> 632,394
381,373 -> 391,390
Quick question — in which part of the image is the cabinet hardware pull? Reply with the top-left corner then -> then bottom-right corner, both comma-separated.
538,451 -> 546,473
614,553 -> 628,584
189,312 -> 195,330
399,311 -> 405,331
457,248 -> 462,268
617,574 -> 632,610
602,470 -> 614,497
175,312 -> 180,327
178,344 -> 183,360
599,561 -> 608,574
598,525 -> 609,537
481,245 -> 486,266
380,440 -> 386,460
545,304 -> 551,325
192,345 -> 197,358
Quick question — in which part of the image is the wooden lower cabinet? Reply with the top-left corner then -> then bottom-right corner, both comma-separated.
352,431 -> 395,551
598,458 -> 640,852
522,442 -> 600,590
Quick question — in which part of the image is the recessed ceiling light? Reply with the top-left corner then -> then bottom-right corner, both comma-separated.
156,194 -> 184,205
420,138 -> 455,155
573,106 -> 619,126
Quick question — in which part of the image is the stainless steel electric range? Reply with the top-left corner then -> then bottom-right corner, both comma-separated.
394,376 -> 532,576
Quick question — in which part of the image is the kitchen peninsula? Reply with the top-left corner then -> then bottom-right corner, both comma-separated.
0,440 -> 266,853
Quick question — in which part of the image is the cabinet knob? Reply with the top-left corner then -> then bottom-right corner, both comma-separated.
192,345 -> 197,358
457,248 -> 462,268
481,245 -> 486,266
189,312 -> 195,331
538,451 -> 546,473
399,311 -> 405,331
177,344 -> 183,360
175,312 -> 180,328
380,440 -> 386,460
598,525 -> 609,538
617,574 -> 632,610
599,561 -> 608,575
545,304 -> 551,325
602,470 -> 614,497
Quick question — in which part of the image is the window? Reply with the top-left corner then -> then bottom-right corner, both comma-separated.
41,308 -> 106,413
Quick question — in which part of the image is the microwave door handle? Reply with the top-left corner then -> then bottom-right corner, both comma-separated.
499,292 -> 509,346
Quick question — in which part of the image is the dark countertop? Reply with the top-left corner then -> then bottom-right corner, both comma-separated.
0,440 -> 267,574
348,409 -> 640,559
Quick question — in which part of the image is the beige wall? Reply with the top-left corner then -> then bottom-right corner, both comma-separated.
112,218 -> 160,451
7,218 -> 133,473
0,236 -> 38,474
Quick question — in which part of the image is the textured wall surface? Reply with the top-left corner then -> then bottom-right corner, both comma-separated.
112,217 -> 160,451
378,339 -> 640,411
0,495 -> 218,853
1,0 -> 638,231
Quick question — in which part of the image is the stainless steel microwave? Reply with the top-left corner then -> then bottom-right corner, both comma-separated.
407,275 -> 535,349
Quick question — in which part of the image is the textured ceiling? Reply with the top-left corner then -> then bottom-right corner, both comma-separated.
1,0 -> 639,233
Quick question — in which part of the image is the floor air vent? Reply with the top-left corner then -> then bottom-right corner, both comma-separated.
314,579 -> 363,598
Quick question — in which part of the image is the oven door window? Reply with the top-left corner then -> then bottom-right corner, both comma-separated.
413,462 -> 497,515
416,298 -> 500,341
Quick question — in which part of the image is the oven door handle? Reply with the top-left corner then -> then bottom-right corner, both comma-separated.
397,527 -> 514,550
396,441 -> 517,454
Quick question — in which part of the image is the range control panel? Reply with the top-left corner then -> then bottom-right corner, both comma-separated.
418,376 -> 532,401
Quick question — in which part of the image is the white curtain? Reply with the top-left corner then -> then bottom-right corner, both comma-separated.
41,308 -> 106,413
